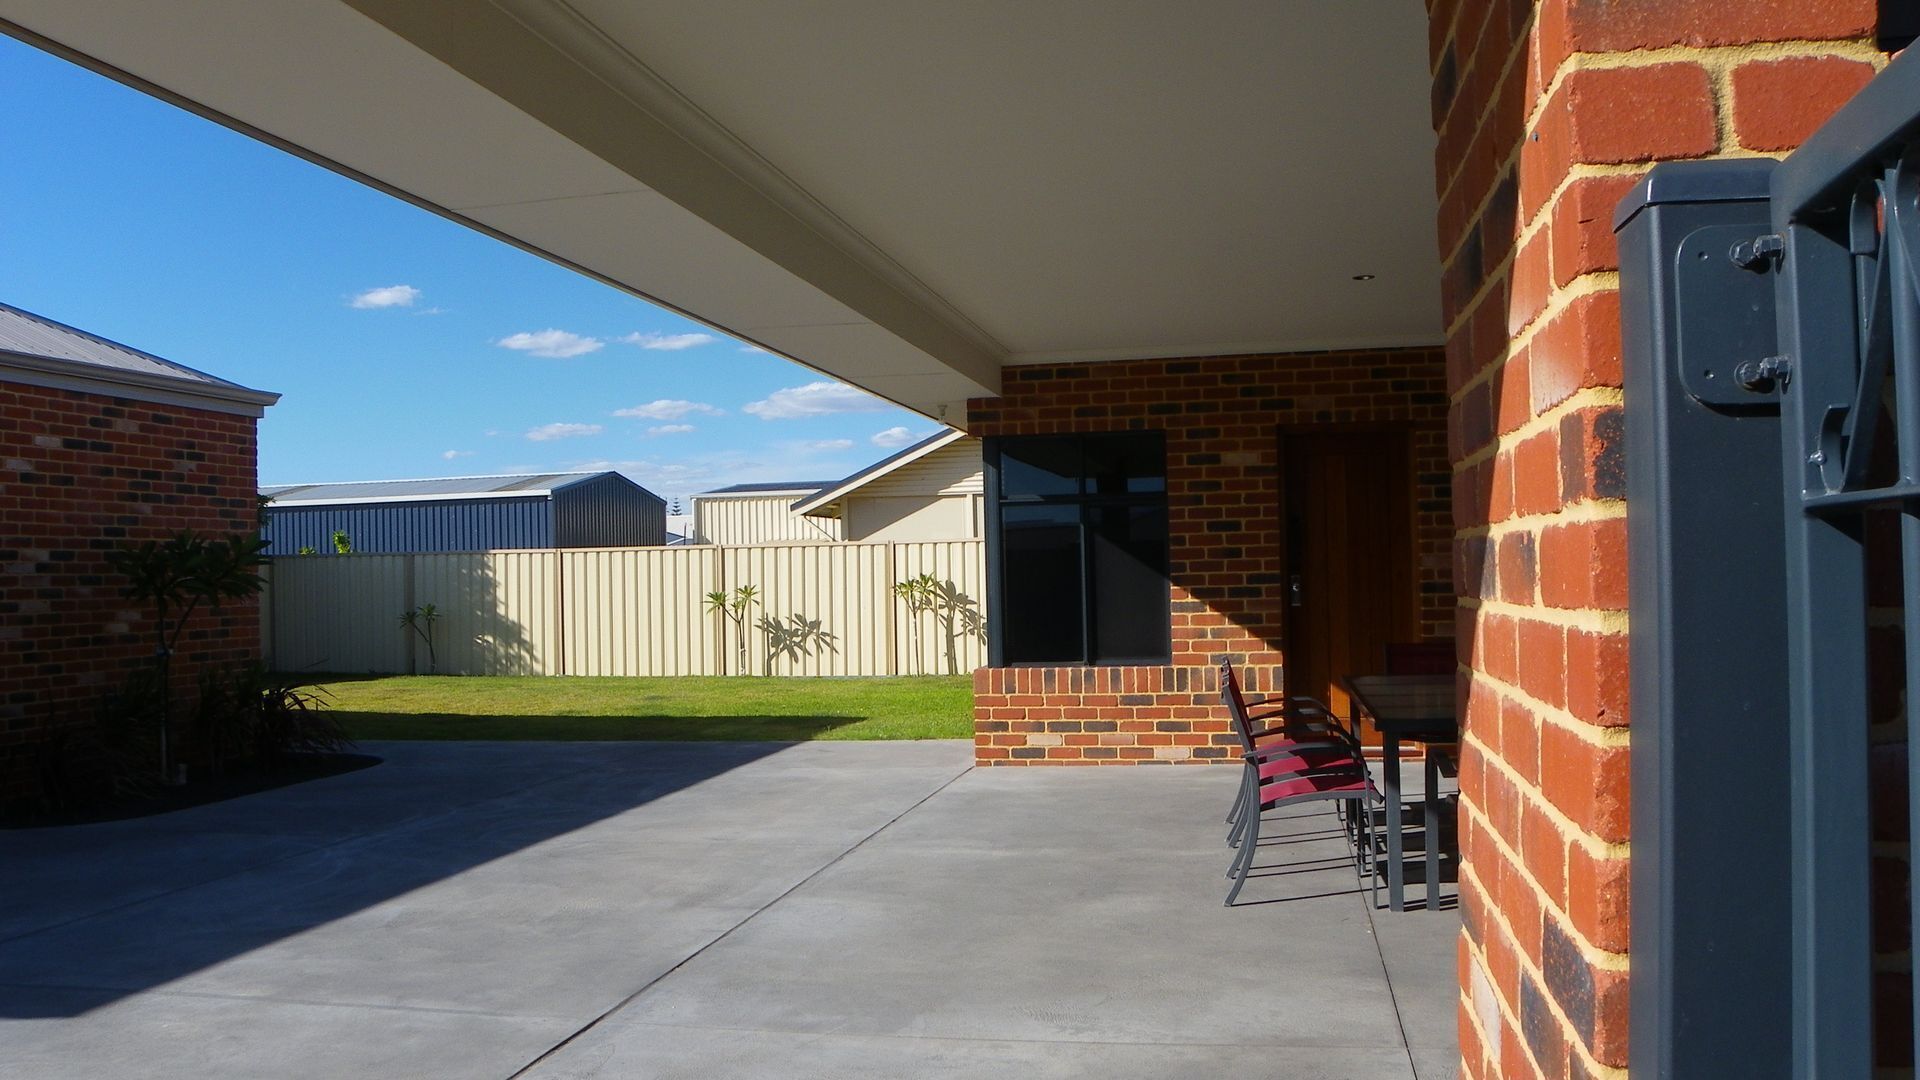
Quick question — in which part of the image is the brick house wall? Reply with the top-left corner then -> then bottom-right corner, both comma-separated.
965,347 -> 1450,765
1,379 -> 264,809
1428,0 -> 1886,1076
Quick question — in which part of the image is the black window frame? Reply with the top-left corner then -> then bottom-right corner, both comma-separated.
984,431 -> 1171,667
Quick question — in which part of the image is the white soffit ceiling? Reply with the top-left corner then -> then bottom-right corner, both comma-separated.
0,1 -> 1442,417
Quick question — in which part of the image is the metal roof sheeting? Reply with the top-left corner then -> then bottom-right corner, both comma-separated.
697,480 -> 835,496
0,302 -> 257,391
0,301 -> 278,414
262,473 -> 603,505
260,472 -> 666,554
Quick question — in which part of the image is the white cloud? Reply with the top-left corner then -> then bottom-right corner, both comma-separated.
612,399 -> 723,420
568,435 -> 889,504
566,451 -> 821,503
497,329 -> 604,359
870,426 -> 920,448
349,284 -> 421,309
526,422 -> 603,441
647,424 -> 696,437
621,331 -> 717,351
738,345 -> 767,354
567,456 -> 747,500
441,449 -> 474,461
743,381 -> 890,419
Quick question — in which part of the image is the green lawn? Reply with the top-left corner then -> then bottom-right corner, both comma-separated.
307,674 -> 973,742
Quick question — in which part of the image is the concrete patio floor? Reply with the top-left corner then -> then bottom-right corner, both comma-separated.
0,741 -> 1459,1079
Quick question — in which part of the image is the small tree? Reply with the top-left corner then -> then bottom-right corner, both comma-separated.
330,530 -> 353,554
893,573 -> 938,674
704,585 -> 760,675
105,531 -> 270,782
399,603 -> 441,673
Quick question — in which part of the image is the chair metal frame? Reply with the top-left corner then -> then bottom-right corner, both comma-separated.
1218,661 -> 1381,906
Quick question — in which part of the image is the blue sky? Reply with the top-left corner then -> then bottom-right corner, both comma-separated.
0,35 -> 939,504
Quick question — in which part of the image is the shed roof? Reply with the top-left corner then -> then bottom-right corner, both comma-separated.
695,480 -> 835,497
793,429 -> 968,516
263,472 -> 617,506
0,301 -> 279,412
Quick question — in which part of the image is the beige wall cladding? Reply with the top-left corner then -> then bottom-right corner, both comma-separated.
264,540 -> 984,678
889,538 -> 988,676
266,555 -> 411,674
845,495 -> 976,542
722,542 -> 891,676
860,439 -> 983,498
693,493 -> 844,545
560,546 -> 721,677
414,551 -> 558,676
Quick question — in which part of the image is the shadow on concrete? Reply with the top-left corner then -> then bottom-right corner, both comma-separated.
325,711 -> 870,742
0,739 -> 804,1018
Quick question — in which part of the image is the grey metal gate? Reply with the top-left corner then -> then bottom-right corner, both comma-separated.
1617,47 -> 1920,1077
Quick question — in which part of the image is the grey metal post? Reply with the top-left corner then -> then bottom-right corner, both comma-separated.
1615,159 -> 1794,1077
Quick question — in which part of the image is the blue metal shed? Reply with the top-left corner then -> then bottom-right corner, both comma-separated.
260,472 -> 665,554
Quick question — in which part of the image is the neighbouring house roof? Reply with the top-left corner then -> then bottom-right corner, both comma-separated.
793,429 -> 969,516
262,472 -> 622,506
695,480 -> 836,497
0,301 -> 280,416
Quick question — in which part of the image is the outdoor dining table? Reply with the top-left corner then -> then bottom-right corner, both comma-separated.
1340,673 -> 1459,912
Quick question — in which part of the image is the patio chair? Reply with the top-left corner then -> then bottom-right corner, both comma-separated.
1218,661 -> 1355,828
1219,661 -> 1380,906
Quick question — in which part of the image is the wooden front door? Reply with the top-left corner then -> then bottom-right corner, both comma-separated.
1281,429 -> 1417,737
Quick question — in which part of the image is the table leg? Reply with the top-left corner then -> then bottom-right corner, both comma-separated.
1424,748 -> 1441,911
1383,735 -> 1404,912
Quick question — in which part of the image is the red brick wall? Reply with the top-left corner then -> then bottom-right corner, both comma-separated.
1,379 -> 263,808
1428,1 -> 1885,1076
966,347 -> 1450,765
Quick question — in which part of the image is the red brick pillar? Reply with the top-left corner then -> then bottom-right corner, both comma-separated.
1,384 -> 265,808
1427,2 -> 1883,1076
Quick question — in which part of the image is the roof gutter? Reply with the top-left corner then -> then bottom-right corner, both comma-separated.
0,350 -> 280,417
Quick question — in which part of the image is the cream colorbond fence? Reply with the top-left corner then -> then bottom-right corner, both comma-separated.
262,540 -> 985,678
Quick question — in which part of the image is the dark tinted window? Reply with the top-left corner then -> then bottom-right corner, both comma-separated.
989,433 -> 1169,666
1001,504 -> 1086,663
998,437 -> 1081,499
1089,503 -> 1170,662
1084,434 -> 1167,495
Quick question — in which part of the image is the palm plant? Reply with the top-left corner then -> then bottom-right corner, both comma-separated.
105,531 -> 270,782
893,573 -> 938,674
399,603 -> 441,673
704,585 -> 760,675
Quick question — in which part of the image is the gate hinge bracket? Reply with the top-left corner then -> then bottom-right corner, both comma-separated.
1735,355 -> 1792,394
1729,234 -> 1785,272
